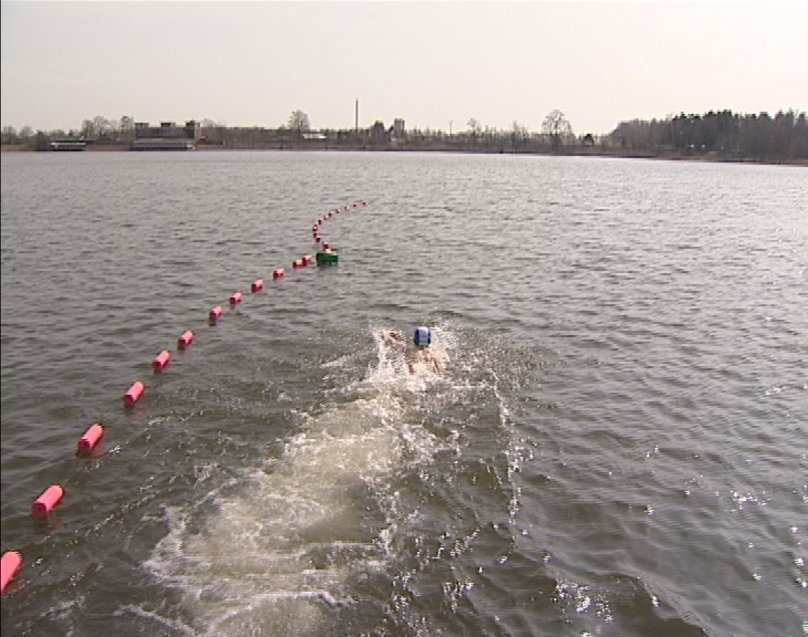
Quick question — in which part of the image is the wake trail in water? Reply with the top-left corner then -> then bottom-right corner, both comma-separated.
143,325 -> 463,636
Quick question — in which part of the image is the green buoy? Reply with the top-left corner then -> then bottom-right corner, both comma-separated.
316,250 -> 339,265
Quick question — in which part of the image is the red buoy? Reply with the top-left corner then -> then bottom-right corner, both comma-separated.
209,306 -> 223,324
251,279 -> 264,293
124,381 -> 145,406
32,484 -> 64,519
77,423 -> 104,454
153,350 -> 171,372
303,254 -> 313,265
322,241 -> 329,250
293,259 -> 304,268
178,330 -> 194,350
1,551 -> 22,594
229,292 -> 243,305
273,268 -> 284,279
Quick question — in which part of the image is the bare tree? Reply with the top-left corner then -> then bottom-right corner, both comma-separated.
92,116 -> 112,139
467,118 -> 482,147
511,121 -> 529,152
542,109 -> 573,153
288,110 -> 311,142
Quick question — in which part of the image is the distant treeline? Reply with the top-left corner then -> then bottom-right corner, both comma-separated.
611,110 -> 807,163
2,109 -> 806,164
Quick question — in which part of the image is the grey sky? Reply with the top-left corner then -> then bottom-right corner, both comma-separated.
2,1 -> 806,135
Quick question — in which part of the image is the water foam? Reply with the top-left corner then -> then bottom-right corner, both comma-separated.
143,326 -> 454,636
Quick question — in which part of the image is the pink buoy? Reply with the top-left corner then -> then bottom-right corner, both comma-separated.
178,330 -> 194,350
251,279 -> 264,293
77,423 -> 104,454
1,551 -> 22,594
32,484 -> 64,519
303,254 -> 313,265
293,259 -> 304,268
273,268 -> 284,279
124,381 -> 145,406
153,350 -> 171,372
209,306 -> 223,324
229,292 -> 243,305
322,241 -> 329,250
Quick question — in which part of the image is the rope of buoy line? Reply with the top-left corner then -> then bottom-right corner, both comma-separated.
0,201 -> 368,595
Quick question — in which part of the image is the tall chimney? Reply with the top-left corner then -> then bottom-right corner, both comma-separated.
355,99 -> 359,133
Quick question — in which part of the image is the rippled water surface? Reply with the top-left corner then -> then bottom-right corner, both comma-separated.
1,151 -> 806,637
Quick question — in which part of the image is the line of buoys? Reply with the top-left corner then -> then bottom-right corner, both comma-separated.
2,202 -> 369,596
1,551 -> 22,594
312,201 -> 366,264
32,485 -> 65,519
77,423 -> 104,455
124,381 -> 145,407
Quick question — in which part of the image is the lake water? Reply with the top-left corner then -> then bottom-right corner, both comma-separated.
1,150 -> 806,637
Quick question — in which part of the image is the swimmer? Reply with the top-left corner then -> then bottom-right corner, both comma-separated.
383,327 -> 445,374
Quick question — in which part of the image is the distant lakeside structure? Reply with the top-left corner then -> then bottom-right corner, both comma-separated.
2,108 -> 807,165
131,120 -> 201,151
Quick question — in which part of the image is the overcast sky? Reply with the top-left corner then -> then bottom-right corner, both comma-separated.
2,1 -> 806,135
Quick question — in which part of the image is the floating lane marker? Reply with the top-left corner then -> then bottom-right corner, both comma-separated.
229,292 -> 243,305
124,381 -> 145,406
77,423 -> 104,454
153,350 -> 171,372
273,268 -> 284,280
1,551 -> 22,594
209,306 -> 223,325
251,279 -> 264,293
178,330 -> 194,350
32,484 -> 65,519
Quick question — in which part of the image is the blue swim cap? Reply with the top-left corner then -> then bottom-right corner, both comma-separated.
413,326 -> 433,347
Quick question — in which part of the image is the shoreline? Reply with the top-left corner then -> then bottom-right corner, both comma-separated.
2,143 -> 805,167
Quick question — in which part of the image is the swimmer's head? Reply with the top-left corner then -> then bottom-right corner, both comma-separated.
413,326 -> 433,348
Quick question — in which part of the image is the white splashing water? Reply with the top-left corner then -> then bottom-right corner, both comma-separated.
144,326 -> 455,636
